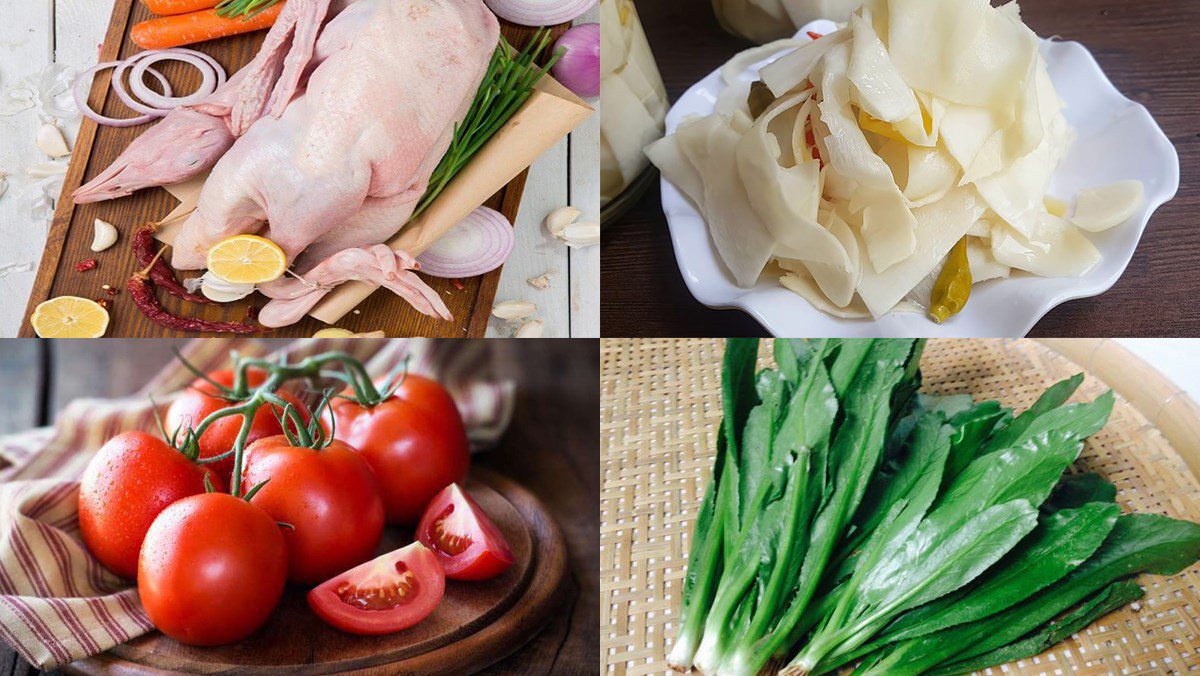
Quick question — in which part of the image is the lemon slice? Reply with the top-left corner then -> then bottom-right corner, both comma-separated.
206,235 -> 287,284
31,296 -> 110,338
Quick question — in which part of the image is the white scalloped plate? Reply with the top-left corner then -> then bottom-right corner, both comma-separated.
659,21 -> 1180,337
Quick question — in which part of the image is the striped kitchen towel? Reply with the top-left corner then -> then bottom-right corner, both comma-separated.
0,338 -> 515,669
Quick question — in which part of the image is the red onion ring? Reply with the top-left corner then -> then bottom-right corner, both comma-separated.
74,61 -> 159,127
484,0 -> 597,27
111,60 -> 174,117
130,51 -> 217,108
417,207 -> 515,278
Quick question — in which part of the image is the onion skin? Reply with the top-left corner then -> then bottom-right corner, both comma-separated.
552,23 -> 600,98
484,0 -> 597,27
417,207 -> 515,278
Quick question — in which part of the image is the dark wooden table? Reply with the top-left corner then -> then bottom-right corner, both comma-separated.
601,0 -> 1200,337
0,340 -> 599,676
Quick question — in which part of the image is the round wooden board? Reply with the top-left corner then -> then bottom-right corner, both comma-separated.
66,468 -> 568,675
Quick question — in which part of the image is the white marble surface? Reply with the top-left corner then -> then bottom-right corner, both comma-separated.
0,1 -> 598,337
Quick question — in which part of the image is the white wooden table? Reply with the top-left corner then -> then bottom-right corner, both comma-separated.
0,1 -> 599,338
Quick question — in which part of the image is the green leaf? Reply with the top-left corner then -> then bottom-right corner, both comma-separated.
927,580 -> 1144,676
858,501 -> 1120,654
797,500 -> 1039,673
942,401 -> 1010,482
1042,472 -> 1117,512
861,513 -> 1200,674
981,374 -> 1083,454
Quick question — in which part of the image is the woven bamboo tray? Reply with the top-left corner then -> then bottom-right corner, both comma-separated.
600,338 -> 1200,675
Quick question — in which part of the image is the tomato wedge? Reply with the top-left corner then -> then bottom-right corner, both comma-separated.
307,542 -> 445,635
416,483 -> 514,581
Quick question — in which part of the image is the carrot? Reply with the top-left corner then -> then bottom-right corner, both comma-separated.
130,2 -> 283,50
141,0 -> 219,16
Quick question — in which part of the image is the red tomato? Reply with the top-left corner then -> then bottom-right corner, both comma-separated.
417,483 -> 514,581
77,431 -> 222,580
138,492 -> 287,646
164,368 -> 308,484
324,375 -> 470,525
241,435 -> 386,585
307,542 -> 444,635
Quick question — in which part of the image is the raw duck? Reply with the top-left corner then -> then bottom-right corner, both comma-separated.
72,0 -> 337,203
257,244 -> 451,327
172,0 -> 498,322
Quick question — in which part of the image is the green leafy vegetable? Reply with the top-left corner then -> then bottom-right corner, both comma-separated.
667,340 -> 1200,676
859,513 -> 1200,674
926,580 -> 1144,676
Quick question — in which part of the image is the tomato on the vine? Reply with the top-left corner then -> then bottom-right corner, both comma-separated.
307,542 -> 445,635
242,435 -> 386,585
417,483 -> 514,581
324,375 -> 470,525
164,368 -> 308,483
138,492 -> 287,646
78,431 -> 222,580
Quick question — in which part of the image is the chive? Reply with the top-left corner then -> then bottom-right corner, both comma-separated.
214,0 -> 281,19
410,28 -> 563,220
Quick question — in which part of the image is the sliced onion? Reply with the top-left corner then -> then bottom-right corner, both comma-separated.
485,0 -> 597,27
111,61 -> 174,117
552,23 -> 599,98
417,207 -> 515,278
130,51 -> 218,108
74,62 -> 159,127
73,48 -> 227,127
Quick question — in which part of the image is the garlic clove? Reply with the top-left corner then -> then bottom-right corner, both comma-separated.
561,222 -> 600,248
199,271 -> 256,303
36,123 -> 71,158
544,206 -> 581,238
313,328 -> 357,337
492,300 -> 537,320
90,218 -> 118,252
528,273 -> 551,289
26,161 -> 67,178
515,319 -> 544,338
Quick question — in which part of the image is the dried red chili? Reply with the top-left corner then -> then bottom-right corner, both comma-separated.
807,31 -> 824,40
106,286 -> 119,296
95,298 -> 111,309
127,273 -> 260,334
76,259 -> 97,273
132,224 -> 212,304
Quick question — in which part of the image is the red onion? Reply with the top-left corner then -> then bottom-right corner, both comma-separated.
111,60 -> 174,117
74,62 -> 160,127
73,49 -> 227,127
130,51 -> 219,108
484,0 -> 597,27
417,207 -> 515,278
552,23 -> 599,98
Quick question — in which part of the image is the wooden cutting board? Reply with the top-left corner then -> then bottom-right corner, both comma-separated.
18,0 -> 561,337
64,468 -> 569,674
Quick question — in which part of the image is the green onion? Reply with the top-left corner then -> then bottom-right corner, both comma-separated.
411,28 -> 563,220
214,0 -> 281,20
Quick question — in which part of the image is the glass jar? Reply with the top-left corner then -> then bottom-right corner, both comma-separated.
600,0 -> 668,223
711,0 -> 861,43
